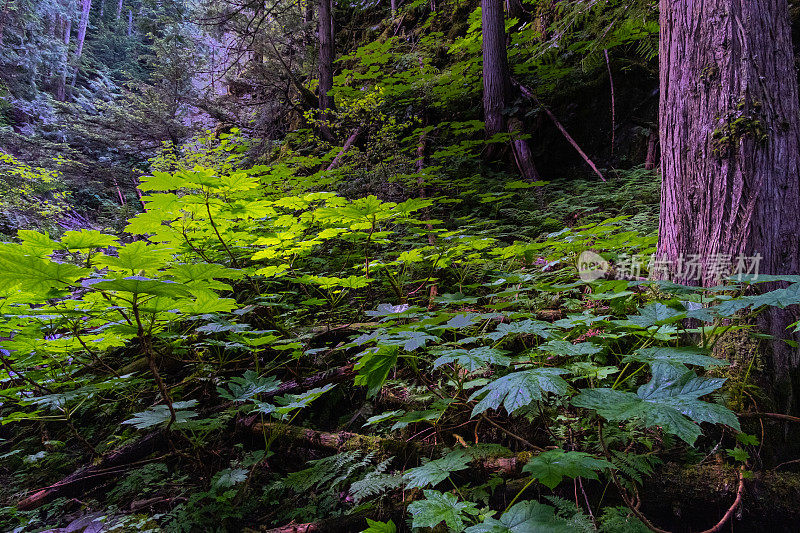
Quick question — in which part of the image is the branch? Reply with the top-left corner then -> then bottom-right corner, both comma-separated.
514,79 -> 605,182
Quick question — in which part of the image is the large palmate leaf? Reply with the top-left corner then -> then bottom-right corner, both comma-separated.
572,365 -> 739,445
218,371 -> 281,402
122,400 -> 198,429
522,449 -> 614,489
469,368 -> 570,416
403,450 -> 471,489
623,346 -> 727,370
354,347 -> 399,397
487,319 -> 553,341
433,346 -> 512,371
627,302 -> 686,327
464,501 -> 573,533
0,250 -> 90,292
539,340 -> 603,357
407,490 -> 480,531
96,241 -> 174,273
60,230 -> 119,250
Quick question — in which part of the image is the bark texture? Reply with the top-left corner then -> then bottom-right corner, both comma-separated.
658,0 -> 800,414
317,0 -> 335,141
481,0 -> 509,140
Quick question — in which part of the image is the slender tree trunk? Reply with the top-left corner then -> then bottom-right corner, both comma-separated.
644,129 -> 659,170
482,0 -> 539,179
56,18 -> 72,101
0,0 -> 11,46
658,0 -> 800,414
74,0 -> 91,61
127,8 -> 132,36
69,0 -> 91,93
481,0 -> 509,141
115,0 -> 122,20
317,0 -> 335,141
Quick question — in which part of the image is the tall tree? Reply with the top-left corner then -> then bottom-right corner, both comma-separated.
317,0 -> 334,141
658,0 -> 800,413
0,0 -> 11,46
56,15 -> 72,101
481,0 -> 508,141
481,0 -> 538,180
74,0 -> 91,60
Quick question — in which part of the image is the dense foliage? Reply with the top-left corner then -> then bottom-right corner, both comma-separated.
2,0 -> 800,532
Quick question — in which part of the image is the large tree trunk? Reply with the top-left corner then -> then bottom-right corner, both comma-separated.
658,0 -> 800,415
317,0 -> 335,141
481,0 -> 509,141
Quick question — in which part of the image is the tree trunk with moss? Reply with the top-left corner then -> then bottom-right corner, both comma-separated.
658,0 -> 800,415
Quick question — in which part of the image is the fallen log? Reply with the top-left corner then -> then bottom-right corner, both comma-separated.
17,430 -> 168,510
249,423 -> 534,476
17,365 -> 356,511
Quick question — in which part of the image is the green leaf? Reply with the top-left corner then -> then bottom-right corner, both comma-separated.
444,313 -> 482,329
623,346 -> 727,370
487,319 -> 553,341
218,371 -> 281,402
60,230 -> 119,250
355,347 -> 399,397
539,341 -> 603,357
96,241 -> 174,273
0,249 -> 91,292
212,467 -> 249,489
726,447 -> 750,462
433,346 -> 512,371
122,400 -> 198,429
403,450 -> 471,489
465,501 -> 573,533
406,490 -> 480,531
522,449 -> 614,489
470,368 -> 570,416
627,303 -> 686,327
572,365 -> 740,445
361,519 -> 396,533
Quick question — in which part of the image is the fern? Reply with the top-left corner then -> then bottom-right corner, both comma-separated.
545,496 -> 596,533
609,451 -> 662,485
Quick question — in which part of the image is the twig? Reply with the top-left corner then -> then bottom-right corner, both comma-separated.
480,413 -> 545,452
738,411 -> 800,423
514,79 -> 606,182
697,466 -> 745,533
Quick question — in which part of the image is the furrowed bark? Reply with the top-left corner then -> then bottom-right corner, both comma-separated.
481,0 -> 509,146
658,0 -> 800,415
